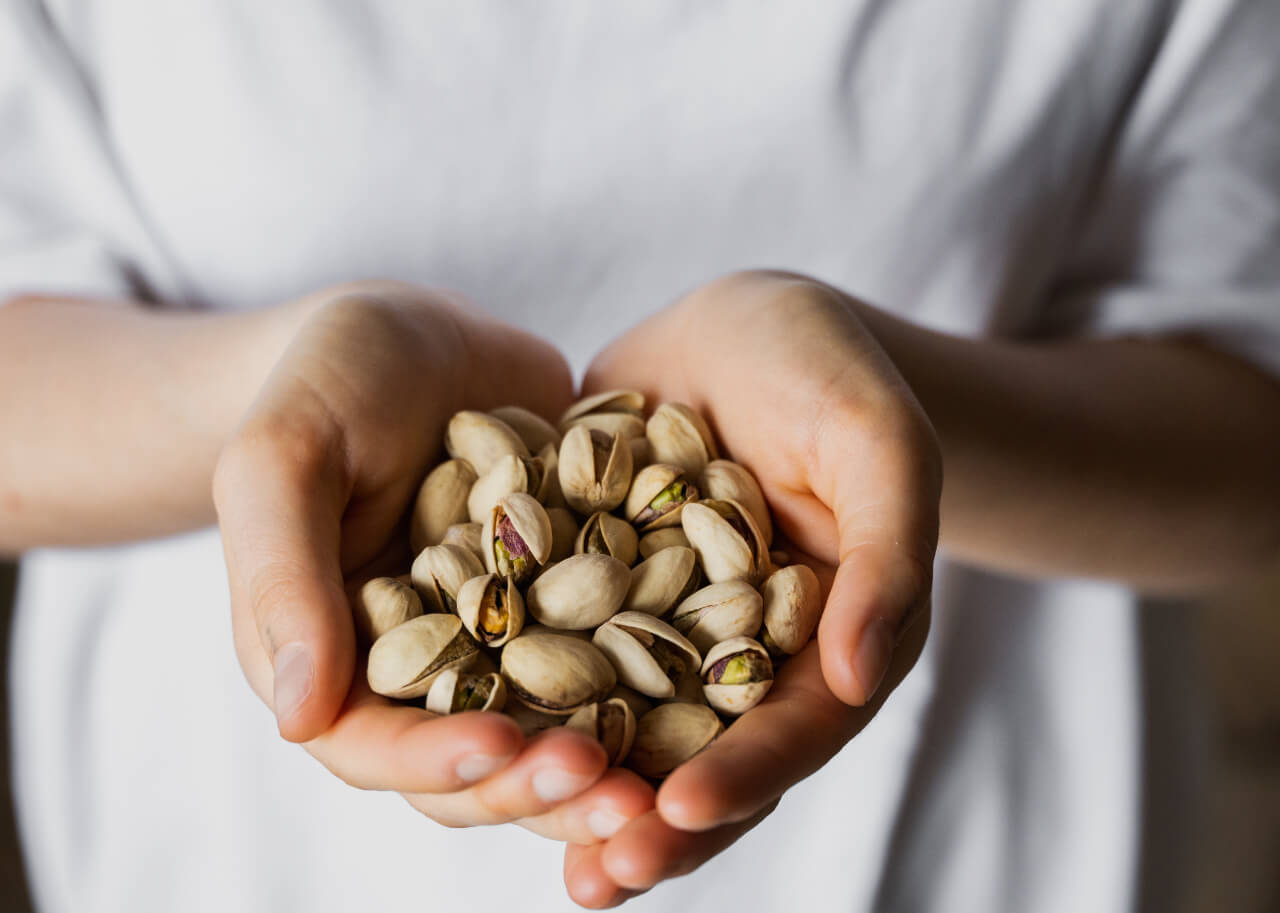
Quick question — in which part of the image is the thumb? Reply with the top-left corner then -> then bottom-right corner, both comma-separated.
214,402 -> 356,742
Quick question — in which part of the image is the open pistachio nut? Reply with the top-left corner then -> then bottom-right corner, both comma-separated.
557,424 -> 634,515
501,631 -> 617,715
352,576 -> 423,645
411,544 -> 485,614
699,459 -> 772,547
760,564 -> 822,656
646,402 -> 718,476
592,611 -> 702,700
622,546 -> 700,617
481,493 -> 553,585
625,463 -> 699,532
525,553 -> 631,630
467,454 -> 549,524
367,614 -> 478,699
489,405 -> 560,455
411,459 -> 477,554
627,703 -> 723,779
444,410 -> 529,476
670,580 -> 763,654
701,636 -> 773,715
425,667 -> 508,715
456,573 -> 525,647
575,511 -> 639,566
681,499 -> 769,585
565,698 -> 637,766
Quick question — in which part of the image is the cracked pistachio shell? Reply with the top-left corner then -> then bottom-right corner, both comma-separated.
411,544 -> 485,614
557,425 -> 633,515
481,493 -> 553,584
646,403 -> 718,476
445,411 -> 529,476
701,636 -> 773,715
629,437 -> 652,471
410,459 -> 477,554
561,411 -> 647,440
624,463 -> 699,532
525,553 -> 631,630
367,614 -> 478,699
489,406 -> 560,454
456,573 -> 525,647
575,511 -> 639,566
671,581 -> 764,654
352,577 -> 423,645
700,459 -> 773,547
592,611 -> 702,700
441,522 -> 484,564
628,703 -> 723,779
559,390 -> 645,425
622,546 -> 700,617
501,632 -> 617,715
681,499 -> 769,585
545,507 -> 580,563
637,527 -> 692,559
565,699 -> 637,766
467,454 -> 547,523
425,668 -> 507,715
760,564 -> 822,656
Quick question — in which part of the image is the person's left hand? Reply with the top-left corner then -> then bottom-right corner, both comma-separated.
561,270 -> 942,906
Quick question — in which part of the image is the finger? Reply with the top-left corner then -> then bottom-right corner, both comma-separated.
214,395 -> 356,742
518,768 -> 656,845
403,728 -> 608,827
564,843 -> 645,910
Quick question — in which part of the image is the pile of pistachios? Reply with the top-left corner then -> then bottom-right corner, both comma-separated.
354,392 -> 821,778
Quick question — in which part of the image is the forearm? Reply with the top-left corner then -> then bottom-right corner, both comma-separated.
856,304 -> 1280,593
0,294 -> 313,551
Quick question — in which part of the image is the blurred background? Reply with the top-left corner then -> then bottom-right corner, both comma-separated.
0,558 -> 1276,912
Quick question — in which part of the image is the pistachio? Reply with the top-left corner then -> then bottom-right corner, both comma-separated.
592,611 -> 702,699
351,576 -> 424,645
525,553 -> 631,630
637,527 -> 693,559
456,573 -> 525,647
559,389 -> 645,425
411,544 -> 485,613
367,614 -> 478,699
501,632 -> 617,715
575,511 -> 639,566
700,637 -> 773,715
441,522 -> 484,564
545,507 -> 580,563
425,668 -> 507,715
467,454 -> 546,523
481,493 -> 552,585
410,459 -> 477,554
646,402 -> 718,476
628,703 -> 723,779
557,425 -> 633,515
622,546 -> 700,617
489,406 -> 560,454
670,581 -> 764,654
444,411 -> 530,477
561,411 -> 647,440
681,499 -> 769,585
565,698 -> 637,766
700,459 -> 772,547
760,564 -> 822,656
625,463 -> 699,532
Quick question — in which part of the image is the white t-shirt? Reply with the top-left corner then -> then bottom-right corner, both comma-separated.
4,2 -> 1278,911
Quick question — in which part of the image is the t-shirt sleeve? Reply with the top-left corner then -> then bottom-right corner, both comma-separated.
1040,0 -> 1280,378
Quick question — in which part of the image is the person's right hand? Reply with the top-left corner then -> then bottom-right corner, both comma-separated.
212,281 -> 654,843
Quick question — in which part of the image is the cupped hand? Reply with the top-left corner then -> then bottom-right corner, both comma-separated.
563,270 -> 942,906
212,280 -> 651,839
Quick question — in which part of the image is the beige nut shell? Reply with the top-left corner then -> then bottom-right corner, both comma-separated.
411,459 -> 477,554
760,564 -> 822,655
366,614 -> 478,699
592,611 -> 702,700
628,703 -> 723,779
501,632 -> 617,715
525,553 -> 631,630
670,580 -> 764,654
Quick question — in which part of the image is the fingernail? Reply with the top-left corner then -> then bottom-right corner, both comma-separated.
533,768 -> 595,803
455,753 -> 512,784
273,642 -> 314,722
852,618 -> 894,704
587,808 -> 629,840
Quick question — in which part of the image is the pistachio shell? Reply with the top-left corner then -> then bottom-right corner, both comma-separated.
628,436 -> 652,471
565,699 -> 637,766
561,411 -> 647,440
575,512 -> 639,566
456,573 -> 525,647
624,463 -> 698,532
411,544 -> 486,613
367,614 -> 478,699
481,493 -> 553,585
525,553 -> 631,630
622,546 -> 700,617
467,454 -> 545,523
628,703 -> 723,779
425,668 -> 507,715
410,459 -> 477,554
701,636 -> 773,715
646,402 -> 718,476
637,527 -> 693,559
441,522 -> 484,564
352,576 -> 424,645
700,459 -> 772,547
592,611 -> 702,699
557,425 -> 633,514
489,406 -> 560,454
501,632 -> 617,715
760,564 -> 822,655
444,411 -> 529,476
545,507 -> 580,563
670,581 -> 764,654
559,390 -> 645,425
681,499 -> 769,585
